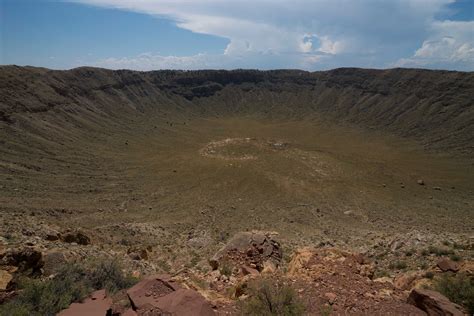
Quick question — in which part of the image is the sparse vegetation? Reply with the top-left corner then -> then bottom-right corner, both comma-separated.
374,269 -> 390,278
433,272 -> 474,314
219,262 -> 233,277
389,260 -> 407,270
241,278 -> 305,316
156,259 -> 172,272
419,262 -> 428,270
449,254 -> 462,262
0,260 -> 137,316
426,246 -> 454,256
452,242 -> 469,250
320,305 -> 332,316
0,264 -> 88,316
88,260 -> 137,293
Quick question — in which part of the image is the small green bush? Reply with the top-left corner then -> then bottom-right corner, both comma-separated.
389,260 -> 407,270
449,254 -> 462,262
434,272 -> 474,314
0,264 -> 89,316
374,269 -> 390,278
219,262 -> 233,277
241,278 -> 305,316
427,246 -> 454,256
88,260 -> 136,293
452,242 -> 469,250
0,260 -> 137,316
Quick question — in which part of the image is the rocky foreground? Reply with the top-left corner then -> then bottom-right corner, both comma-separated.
1,229 -> 472,315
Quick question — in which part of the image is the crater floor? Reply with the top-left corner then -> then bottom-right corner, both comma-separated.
1,115 -> 472,256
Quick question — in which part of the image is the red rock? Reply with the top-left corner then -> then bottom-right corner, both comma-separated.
58,289 -> 112,316
127,275 -> 214,315
437,258 -> 460,272
127,274 -> 180,310
407,288 -> 463,316
150,289 -> 215,316
122,308 -> 138,316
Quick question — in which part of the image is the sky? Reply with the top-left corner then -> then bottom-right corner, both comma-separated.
1,0 -> 473,71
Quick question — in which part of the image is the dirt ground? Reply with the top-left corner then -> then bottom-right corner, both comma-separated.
1,113 -> 473,270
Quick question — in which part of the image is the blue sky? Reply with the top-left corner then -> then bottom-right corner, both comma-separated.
1,0 -> 473,71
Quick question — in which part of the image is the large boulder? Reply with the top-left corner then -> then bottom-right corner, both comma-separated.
209,231 -> 281,272
437,258 -> 460,273
42,251 -> 67,276
146,289 -> 215,316
127,274 -> 215,316
407,288 -> 464,316
58,289 -> 112,316
61,231 -> 91,245
0,247 -> 43,273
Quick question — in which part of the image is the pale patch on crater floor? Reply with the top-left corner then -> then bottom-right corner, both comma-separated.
199,137 -> 289,161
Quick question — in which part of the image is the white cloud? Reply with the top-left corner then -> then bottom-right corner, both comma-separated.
71,0 -> 473,70
395,20 -> 474,70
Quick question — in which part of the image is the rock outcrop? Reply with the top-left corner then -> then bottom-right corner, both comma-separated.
0,247 -> 43,273
407,288 -> 464,316
209,231 -> 281,272
127,274 -> 215,316
286,247 -> 424,315
61,231 -> 91,245
437,258 -> 460,273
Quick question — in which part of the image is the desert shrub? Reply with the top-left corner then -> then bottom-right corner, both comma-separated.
88,260 -> 137,293
449,254 -> 462,262
427,246 -> 454,256
156,259 -> 171,272
0,264 -> 89,316
219,262 -> 233,277
320,305 -> 332,316
0,260 -> 136,316
434,272 -> 474,314
452,242 -> 469,250
374,269 -> 390,278
389,260 -> 407,270
241,278 -> 305,316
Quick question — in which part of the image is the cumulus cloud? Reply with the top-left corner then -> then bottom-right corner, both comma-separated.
71,0 -> 473,70
395,20 -> 474,70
